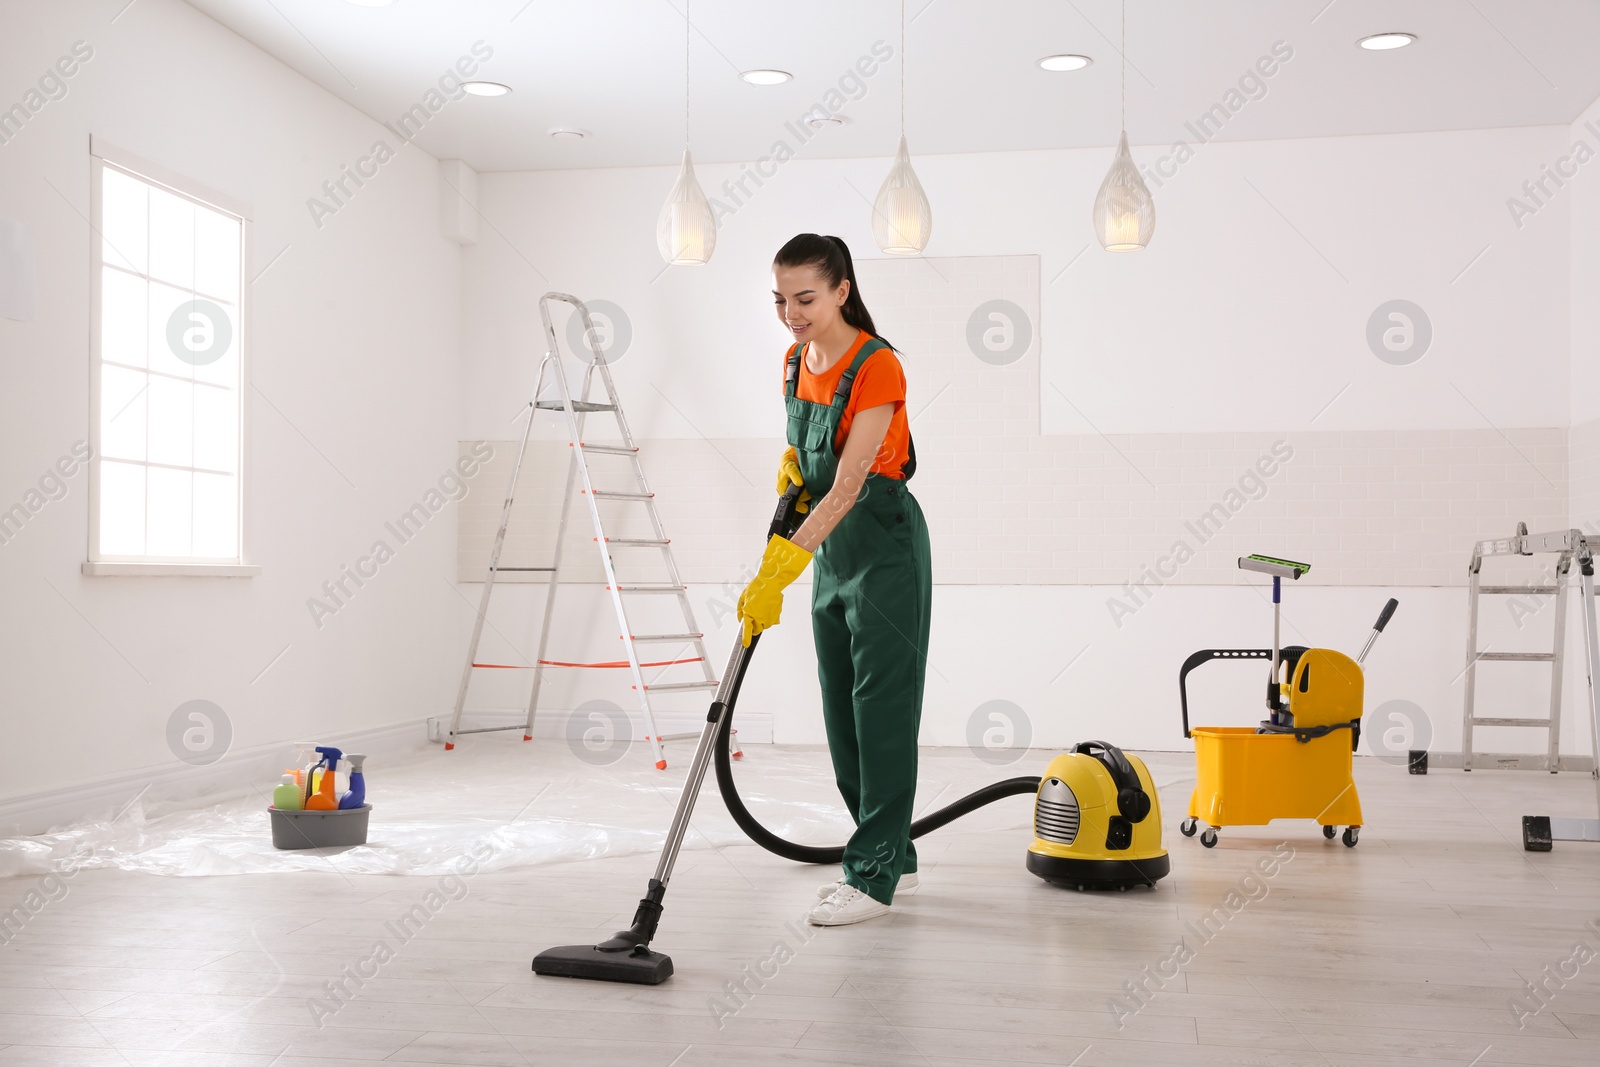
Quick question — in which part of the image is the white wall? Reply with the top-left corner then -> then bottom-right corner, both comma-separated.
461,125 -> 1571,443
454,124 -> 1593,763
1568,95 -> 1600,539
1571,94 -> 1600,428
1564,96 -> 1600,770
0,0 -> 463,812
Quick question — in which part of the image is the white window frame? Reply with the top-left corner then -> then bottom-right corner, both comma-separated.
83,137 -> 258,577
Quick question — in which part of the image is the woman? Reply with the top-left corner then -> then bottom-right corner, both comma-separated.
736,233 -> 933,927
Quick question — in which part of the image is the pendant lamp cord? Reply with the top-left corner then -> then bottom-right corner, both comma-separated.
899,0 -> 906,137
684,0 -> 690,147
1120,0 -> 1126,131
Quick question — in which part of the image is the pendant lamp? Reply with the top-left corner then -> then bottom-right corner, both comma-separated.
656,2 -> 715,265
1093,0 -> 1154,252
658,150 -> 714,265
872,0 -> 931,254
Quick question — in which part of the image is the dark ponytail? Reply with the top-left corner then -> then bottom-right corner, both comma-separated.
773,233 -> 894,352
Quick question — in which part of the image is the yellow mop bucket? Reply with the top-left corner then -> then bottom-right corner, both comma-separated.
1177,555 -> 1397,849
1190,724 -> 1362,829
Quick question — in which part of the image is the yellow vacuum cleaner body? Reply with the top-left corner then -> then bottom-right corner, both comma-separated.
1026,740 -> 1169,890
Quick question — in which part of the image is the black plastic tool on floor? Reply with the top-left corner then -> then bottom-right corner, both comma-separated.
532,485 -> 1039,985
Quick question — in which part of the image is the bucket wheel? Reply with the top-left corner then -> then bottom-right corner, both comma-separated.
1200,827 -> 1219,848
1179,818 -> 1197,837
1342,826 -> 1360,847
1323,824 -> 1336,839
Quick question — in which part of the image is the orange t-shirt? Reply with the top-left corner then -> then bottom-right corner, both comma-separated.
785,330 -> 913,480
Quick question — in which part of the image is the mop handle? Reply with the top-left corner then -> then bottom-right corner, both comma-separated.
1270,575 -> 1282,710
1239,556 -> 1307,712
1356,597 -> 1400,665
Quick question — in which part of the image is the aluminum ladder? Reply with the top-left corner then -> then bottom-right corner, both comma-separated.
445,292 -> 717,769
1462,524 -> 1599,782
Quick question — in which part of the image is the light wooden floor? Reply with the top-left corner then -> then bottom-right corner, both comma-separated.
3,749 -> 1599,1066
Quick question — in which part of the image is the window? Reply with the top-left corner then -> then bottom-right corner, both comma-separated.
89,145 -> 249,571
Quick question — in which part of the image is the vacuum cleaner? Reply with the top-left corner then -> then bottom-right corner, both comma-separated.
1025,741 -> 1168,890
533,485 -> 1166,985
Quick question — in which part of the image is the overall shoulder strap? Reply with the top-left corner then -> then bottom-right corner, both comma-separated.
783,342 -> 805,397
832,336 -> 887,405
836,338 -> 918,480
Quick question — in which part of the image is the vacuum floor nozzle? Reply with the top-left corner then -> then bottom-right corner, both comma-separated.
532,943 -> 674,985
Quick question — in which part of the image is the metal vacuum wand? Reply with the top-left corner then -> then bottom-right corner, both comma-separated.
531,484 -> 807,985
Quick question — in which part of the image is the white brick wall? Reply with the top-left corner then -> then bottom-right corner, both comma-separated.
460,425 -> 1570,590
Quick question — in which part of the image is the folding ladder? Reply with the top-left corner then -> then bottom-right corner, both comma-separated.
1462,524 -> 1599,781
445,293 -> 718,769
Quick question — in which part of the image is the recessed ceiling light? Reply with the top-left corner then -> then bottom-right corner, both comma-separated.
461,81 -> 511,97
1358,32 -> 1416,50
1038,54 -> 1092,72
549,128 -> 589,140
804,114 -> 847,129
740,69 -> 793,85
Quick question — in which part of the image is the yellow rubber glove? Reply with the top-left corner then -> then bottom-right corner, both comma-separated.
775,446 -> 811,514
736,535 -> 814,647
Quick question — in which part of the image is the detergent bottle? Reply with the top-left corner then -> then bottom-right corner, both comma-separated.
304,746 -> 343,810
272,774 -> 303,810
338,753 -> 366,810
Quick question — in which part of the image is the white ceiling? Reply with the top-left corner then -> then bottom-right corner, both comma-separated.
181,0 -> 1600,173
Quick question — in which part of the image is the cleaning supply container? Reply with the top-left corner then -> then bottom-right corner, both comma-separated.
270,804 -> 371,849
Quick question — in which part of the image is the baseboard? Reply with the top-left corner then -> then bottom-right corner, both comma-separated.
1419,751 -> 1596,772
0,718 -> 431,840
428,708 -> 774,746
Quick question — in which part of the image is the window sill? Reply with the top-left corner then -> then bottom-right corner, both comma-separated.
81,561 -> 261,577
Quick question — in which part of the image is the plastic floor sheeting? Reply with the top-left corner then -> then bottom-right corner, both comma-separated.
0,739 -> 1193,880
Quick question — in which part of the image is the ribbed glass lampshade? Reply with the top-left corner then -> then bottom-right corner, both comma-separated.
656,149 -> 716,265
1092,131 -> 1155,252
872,135 -> 932,255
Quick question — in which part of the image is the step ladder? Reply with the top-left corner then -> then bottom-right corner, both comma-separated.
1462,523 -> 1599,778
445,292 -> 722,769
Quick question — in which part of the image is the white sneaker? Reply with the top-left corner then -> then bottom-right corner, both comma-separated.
816,870 -> 918,900
807,883 -> 891,927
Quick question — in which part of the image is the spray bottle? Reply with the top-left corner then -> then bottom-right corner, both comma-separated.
304,746 -> 343,810
293,742 -> 317,789
338,753 -> 366,810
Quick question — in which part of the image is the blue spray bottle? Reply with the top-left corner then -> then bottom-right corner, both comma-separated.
339,753 -> 366,809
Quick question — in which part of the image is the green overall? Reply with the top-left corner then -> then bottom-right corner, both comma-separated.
785,337 -> 933,905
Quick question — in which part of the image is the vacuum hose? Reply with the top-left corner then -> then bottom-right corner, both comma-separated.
711,482 -> 1040,864
713,708 -> 1041,865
